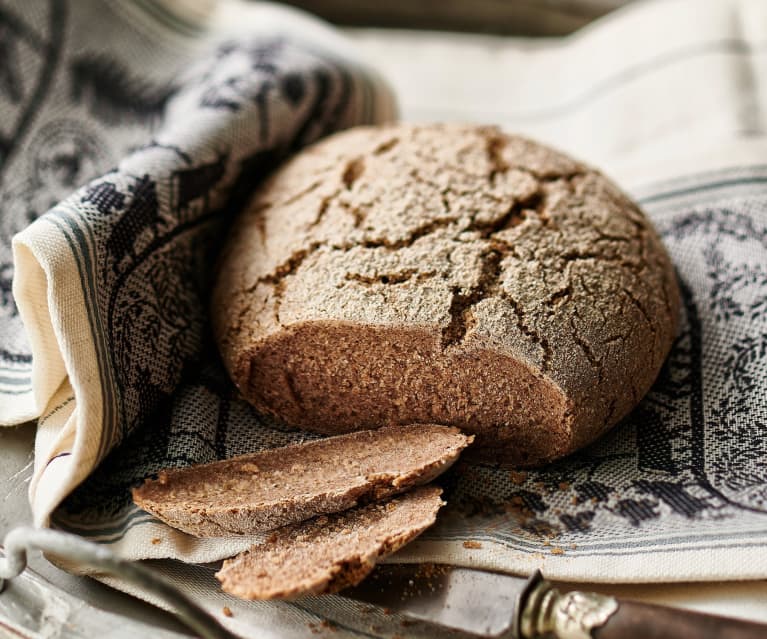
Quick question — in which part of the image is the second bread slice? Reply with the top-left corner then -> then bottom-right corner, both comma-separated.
216,485 -> 445,599
132,424 -> 471,536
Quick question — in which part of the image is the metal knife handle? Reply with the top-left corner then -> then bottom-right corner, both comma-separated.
519,573 -> 767,639
0,526 -> 238,639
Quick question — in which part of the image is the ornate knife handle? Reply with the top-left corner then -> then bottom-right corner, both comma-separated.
518,571 -> 767,639
0,526 -> 238,639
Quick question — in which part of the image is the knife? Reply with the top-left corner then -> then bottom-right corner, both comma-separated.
342,564 -> 767,638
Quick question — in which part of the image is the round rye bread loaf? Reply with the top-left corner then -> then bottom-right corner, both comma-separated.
212,123 -> 680,467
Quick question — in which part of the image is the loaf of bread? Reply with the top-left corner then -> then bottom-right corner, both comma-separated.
216,485 -> 444,600
132,424 -> 469,536
213,123 -> 680,466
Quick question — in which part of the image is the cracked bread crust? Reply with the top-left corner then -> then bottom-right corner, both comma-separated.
213,123 -> 680,467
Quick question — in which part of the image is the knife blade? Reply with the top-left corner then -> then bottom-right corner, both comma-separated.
342,563 -> 528,637
341,564 -> 767,639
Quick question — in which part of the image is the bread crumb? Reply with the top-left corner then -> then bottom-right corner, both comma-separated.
151,538 -> 161,545
550,547 -> 565,555
222,606 -> 233,617
558,482 -> 570,490
463,540 -> 483,549
415,563 -> 450,580
569,543 -> 577,550
239,463 -> 260,473
542,540 -> 551,547
509,471 -> 527,485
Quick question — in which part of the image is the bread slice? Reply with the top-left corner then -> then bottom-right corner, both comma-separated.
132,424 -> 470,536
216,485 -> 444,599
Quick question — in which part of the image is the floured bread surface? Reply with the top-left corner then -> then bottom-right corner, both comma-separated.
216,485 -> 444,600
213,123 -> 680,466
132,424 -> 470,536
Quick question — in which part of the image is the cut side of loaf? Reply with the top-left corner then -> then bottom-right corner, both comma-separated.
216,485 -> 444,600
132,424 -> 470,536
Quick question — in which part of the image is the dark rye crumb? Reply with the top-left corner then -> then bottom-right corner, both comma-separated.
216,486 -> 444,600
132,424 -> 471,537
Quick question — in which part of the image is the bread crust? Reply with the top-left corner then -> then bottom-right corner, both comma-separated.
213,123 -> 680,466
132,424 -> 470,536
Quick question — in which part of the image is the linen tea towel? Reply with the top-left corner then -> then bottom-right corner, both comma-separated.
0,0 -> 395,537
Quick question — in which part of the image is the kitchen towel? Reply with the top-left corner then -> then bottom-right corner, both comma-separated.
0,0 -> 395,529
1,1 -> 766,636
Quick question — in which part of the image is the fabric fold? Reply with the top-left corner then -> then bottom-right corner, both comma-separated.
1,0 -> 396,527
